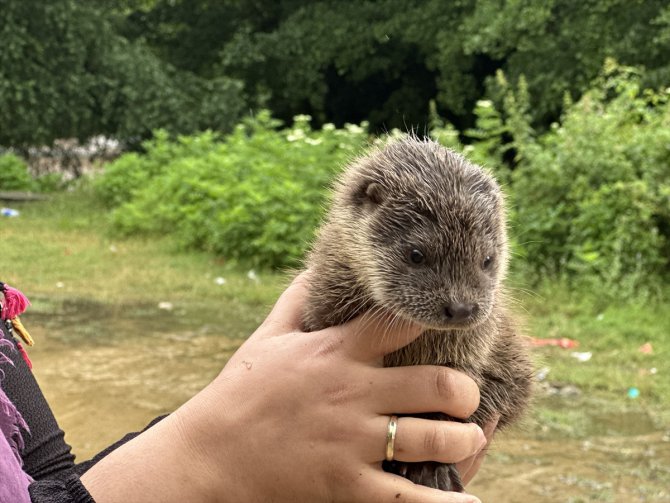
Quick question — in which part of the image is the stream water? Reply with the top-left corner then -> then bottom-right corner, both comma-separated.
23,302 -> 670,502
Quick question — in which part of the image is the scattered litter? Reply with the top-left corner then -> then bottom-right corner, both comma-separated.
627,387 -> 640,399
650,367 -> 658,375
215,277 -> 227,285
247,270 -> 259,282
536,367 -> 550,382
570,351 -> 592,362
545,382 -> 581,397
158,301 -> 174,311
56,282 -> 64,288
596,313 -> 604,321
530,337 -> 579,349
1,208 -> 19,217
638,342 -> 653,354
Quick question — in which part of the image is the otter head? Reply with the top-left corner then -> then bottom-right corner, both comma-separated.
332,136 -> 508,331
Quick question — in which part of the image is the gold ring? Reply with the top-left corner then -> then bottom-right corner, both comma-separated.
385,415 -> 398,461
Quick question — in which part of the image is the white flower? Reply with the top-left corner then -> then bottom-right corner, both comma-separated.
345,123 -> 365,134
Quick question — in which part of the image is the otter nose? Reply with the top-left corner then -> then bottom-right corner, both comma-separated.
444,302 -> 477,322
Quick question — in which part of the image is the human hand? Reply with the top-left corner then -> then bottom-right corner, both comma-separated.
457,415 -> 498,486
82,273 -> 487,503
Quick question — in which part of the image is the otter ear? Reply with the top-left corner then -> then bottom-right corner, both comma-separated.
354,181 -> 385,206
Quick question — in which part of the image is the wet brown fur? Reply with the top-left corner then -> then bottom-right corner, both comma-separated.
302,136 -> 534,491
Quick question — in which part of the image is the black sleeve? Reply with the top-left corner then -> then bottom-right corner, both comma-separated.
1,319 -> 167,501
0,320 -> 76,480
28,415 -> 167,503
28,474 -> 95,503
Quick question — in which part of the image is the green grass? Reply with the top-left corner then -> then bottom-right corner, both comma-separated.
522,282 -> 670,406
2,188 -> 669,430
0,187 -> 288,340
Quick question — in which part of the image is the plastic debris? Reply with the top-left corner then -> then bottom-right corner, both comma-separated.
545,383 -> 581,397
158,301 -> 174,311
215,277 -> 227,285
627,387 -> 640,399
536,367 -> 550,382
530,337 -> 579,349
1,208 -> 20,217
638,342 -> 653,354
570,351 -> 592,362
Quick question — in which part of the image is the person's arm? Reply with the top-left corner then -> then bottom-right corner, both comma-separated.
81,274 -> 486,503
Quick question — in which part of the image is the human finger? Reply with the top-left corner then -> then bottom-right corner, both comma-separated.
359,468 -> 482,503
368,366 -> 480,419
257,271 -> 311,337
335,309 -> 423,362
364,416 -> 486,464
457,415 -> 499,486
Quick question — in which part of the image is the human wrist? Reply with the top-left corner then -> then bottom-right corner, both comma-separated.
80,410 -> 217,503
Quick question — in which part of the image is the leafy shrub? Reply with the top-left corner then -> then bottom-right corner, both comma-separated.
0,153 -> 34,191
431,61 -> 670,295
94,130 -> 221,207
509,61 -> 670,293
33,173 -> 66,193
96,112 -> 368,268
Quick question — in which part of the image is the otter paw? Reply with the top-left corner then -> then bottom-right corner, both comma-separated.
383,461 -> 464,492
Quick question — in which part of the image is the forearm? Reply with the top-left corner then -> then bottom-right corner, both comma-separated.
80,409 -> 215,503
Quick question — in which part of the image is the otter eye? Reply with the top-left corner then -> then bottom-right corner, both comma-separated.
482,255 -> 493,270
409,249 -> 425,265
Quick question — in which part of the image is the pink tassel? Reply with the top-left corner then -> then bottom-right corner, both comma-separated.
16,341 -> 33,370
1,285 -> 31,321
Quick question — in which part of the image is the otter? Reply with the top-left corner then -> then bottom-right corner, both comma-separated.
302,135 -> 533,491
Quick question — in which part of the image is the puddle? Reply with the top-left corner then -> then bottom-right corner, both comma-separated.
19,301 -> 670,502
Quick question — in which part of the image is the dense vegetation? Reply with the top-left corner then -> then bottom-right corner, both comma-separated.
94,113 -> 367,268
2,0 -> 670,146
89,62 -> 670,297
2,2 -> 670,298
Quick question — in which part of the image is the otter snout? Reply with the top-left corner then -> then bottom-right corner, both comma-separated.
443,302 -> 479,323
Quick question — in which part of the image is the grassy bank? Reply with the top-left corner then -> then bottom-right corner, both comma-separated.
2,188 -> 668,430
0,187 -> 287,341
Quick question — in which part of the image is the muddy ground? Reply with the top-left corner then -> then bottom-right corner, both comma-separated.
23,302 -> 670,503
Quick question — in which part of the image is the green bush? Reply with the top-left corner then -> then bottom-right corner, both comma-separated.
0,153 -> 34,191
96,112 -> 368,268
431,61 -> 670,295
509,61 -> 670,293
96,62 -> 670,294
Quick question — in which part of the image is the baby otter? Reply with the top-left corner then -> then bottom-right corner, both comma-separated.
302,136 -> 533,491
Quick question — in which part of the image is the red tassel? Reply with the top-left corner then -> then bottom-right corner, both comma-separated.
16,341 -> 33,370
1,285 -> 31,320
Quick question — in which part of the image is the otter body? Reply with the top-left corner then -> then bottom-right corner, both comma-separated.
302,136 -> 533,491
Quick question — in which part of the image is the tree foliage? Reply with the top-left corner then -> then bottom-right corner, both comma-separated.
116,1 -> 668,129
3,0 -> 670,144
0,0 -> 244,147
